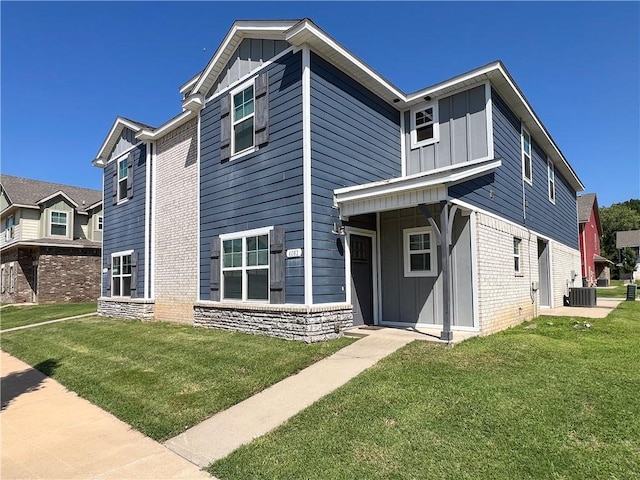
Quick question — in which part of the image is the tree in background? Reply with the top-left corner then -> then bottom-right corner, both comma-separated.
619,247 -> 639,276
599,199 -> 640,279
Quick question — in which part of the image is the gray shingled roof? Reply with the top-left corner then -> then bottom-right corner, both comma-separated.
1,175 -> 102,213
577,193 -> 596,224
616,230 -> 640,249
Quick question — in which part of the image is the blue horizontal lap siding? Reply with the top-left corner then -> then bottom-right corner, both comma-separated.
101,143 -> 147,297
450,88 -> 578,248
199,51 -> 305,303
310,52 -> 401,304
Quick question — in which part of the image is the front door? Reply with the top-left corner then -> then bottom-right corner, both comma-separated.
350,234 -> 374,326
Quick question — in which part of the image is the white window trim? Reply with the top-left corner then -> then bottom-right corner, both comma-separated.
111,250 -> 133,298
514,237 -> 522,275
9,263 -> 15,293
403,226 -> 436,277
521,126 -> 533,185
1,266 -> 5,293
229,78 -> 257,160
49,210 -> 69,237
410,101 -> 439,149
547,157 -> 556,204
117,156 -> 129,204
220,226 -> 273,303
95,215 -> 103,232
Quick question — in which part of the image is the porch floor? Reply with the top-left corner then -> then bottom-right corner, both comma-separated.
345,325 -> 480,345
538,298 -> 623,319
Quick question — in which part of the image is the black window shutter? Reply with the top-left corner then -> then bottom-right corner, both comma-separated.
254,72 -> 269,146
127,152 -> 134,199
105,259 -> 112,293
269,227 -> 285,304
130,251 -> 138,298
210,237 -> 221,301
220,95 -> 231,162
112,169 -> 118,206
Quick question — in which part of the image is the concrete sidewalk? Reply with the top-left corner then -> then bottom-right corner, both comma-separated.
164,327 -> 436,467
1,351 -> 211,479
1,312 -> 97,333
538,298 -> 623,318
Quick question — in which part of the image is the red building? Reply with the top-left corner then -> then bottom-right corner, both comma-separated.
577,193 -> 610,286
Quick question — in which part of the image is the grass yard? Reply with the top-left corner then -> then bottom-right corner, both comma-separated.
1,318 -> 353,441
211,302 -> 640,480
0,302 -> 97,330
596,279 -> 640,298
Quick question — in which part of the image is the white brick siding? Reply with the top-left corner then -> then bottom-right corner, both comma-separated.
474,212 -> 581,334
154,119 -> 198,324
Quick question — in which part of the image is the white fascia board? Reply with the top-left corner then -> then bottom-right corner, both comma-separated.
1,241 -> 101,252
335,158 -> 502,205
192,21 -> 298,97
179,72 -> 201,95
181,93 -> 205,112
93,117 -> 145,165
285,19 -> 405,103
135,110 -> 195,141
1,204 -> 39,217
85,200 -> 102,211
36,190 -> 79,208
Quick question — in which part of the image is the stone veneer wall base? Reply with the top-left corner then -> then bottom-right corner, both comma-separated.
194,302 -> 354,343
98,297 -> 155,321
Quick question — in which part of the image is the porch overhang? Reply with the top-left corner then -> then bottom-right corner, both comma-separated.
333,158 -> 501,218
594,254 -> 614,264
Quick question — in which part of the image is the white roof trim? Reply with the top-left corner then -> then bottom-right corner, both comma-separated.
36,190 -> 79,208
85,200 -> 103,211
335,158 -> 502,206
191,20 -> 299,97
93,117 -> 146,167
136,110 -> 195,141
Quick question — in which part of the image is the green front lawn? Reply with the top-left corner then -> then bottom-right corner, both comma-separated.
211,303 -> 640,480
0,302 -> 97,330
1,318 -> 353,441
596,279 -> 640,298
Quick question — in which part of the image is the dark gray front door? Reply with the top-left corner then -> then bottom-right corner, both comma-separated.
351,234 -> 373,326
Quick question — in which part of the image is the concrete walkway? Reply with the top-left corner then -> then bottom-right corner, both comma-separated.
1,351 -> 211,479
1,312 -> 97,333
538,298 -> 624,318
165,327 -> 444,467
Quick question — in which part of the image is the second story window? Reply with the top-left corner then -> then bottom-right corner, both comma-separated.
5,214 -> 15,240
521,127 -> 532,184
118,157 -> 128,201
50,211 -> 68,236
410,103 -> 439,148
232,84 -> 255,155
96,216 -> 103,231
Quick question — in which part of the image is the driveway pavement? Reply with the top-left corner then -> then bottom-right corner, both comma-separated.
1,351 -> 211,479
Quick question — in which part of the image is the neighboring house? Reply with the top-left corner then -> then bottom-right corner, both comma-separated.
93,19 -> 584,342
0,175 -> 102,304
616,229 -> 640,280
577,193 -> 611,286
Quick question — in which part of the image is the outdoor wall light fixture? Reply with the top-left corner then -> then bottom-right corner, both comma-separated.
331,222 -> 346,236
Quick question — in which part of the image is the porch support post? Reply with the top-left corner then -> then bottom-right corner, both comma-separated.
418,202 -> 453,342
439,201 -> 453,342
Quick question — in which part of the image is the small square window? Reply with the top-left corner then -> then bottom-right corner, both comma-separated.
403,227 -> 436,276
410,103 -> 439,148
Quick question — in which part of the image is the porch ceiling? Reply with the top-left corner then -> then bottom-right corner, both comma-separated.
334,158 -> 501,218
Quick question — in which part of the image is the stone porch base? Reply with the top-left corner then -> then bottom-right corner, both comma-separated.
98,297 -> 155,321
194,302 -> 354,343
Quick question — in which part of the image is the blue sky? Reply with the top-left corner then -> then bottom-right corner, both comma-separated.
2,1 -> 638,207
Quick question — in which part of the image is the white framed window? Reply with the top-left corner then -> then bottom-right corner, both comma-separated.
410,102 -> 439,148
231,81 -> 255,156
96,216 -> 103,231
403,227 -> 436,277
221,227 -> 271,301
111,251 -> 133,297
513,237 -> 522,274
547,157 -> 556,204
521,127 -> 532,184
1,266 -> 5,293
50,211 -> 68,236
5,214 -> 15,240
118,157 -> 128,202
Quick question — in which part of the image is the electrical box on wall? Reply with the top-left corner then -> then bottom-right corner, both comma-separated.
531,281 -> 538,291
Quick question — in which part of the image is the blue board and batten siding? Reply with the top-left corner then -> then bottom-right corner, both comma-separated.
310,52 -> 401,303
101,141 -> 147,297
450,89 -> 578,249
199,50 -> 305,302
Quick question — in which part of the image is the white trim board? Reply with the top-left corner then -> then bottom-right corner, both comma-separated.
302,45 -> 313,305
